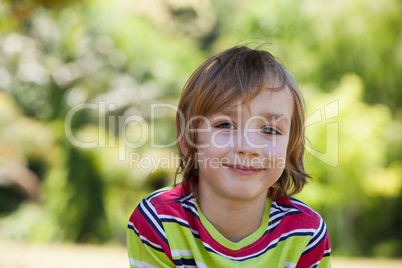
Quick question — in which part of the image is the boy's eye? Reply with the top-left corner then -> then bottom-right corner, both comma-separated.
262,126 -> 280,135
216,122 -> 235,130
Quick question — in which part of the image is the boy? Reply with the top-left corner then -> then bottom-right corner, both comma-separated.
127,46 -> 331,267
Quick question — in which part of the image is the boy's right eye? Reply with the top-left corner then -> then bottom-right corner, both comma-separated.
215,122 -> 235,130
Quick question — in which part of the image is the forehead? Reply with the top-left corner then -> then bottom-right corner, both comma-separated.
211,87 -> 294,118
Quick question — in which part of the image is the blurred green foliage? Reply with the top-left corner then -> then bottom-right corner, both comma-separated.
0,0 -> 401,258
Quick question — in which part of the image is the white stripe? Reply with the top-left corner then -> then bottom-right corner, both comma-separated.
266,220 -> 280,232
147,189 -> 169,201
324,248 -> 331,255
309,260 -> 321,268
171,249 -> 193,257
183,197 -> 198,209
159,215 -> 189,226
283,261 -> 297,268
191,229 -> 200,236
186,198 -> 197,205
269,210 -> 285,222
181,192 -> 194,202
194,260 -> 209,268
129,258 -> 159,268
138,234 -> 163,250
140,200 -> 167,240
271,200 -> 300,215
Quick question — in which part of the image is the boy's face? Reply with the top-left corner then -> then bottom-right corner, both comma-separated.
195,88 -> 293,203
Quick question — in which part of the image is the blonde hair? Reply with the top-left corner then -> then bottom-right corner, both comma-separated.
175,45 -> 310,200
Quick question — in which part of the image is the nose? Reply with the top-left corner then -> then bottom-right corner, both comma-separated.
234,130 -> 262,157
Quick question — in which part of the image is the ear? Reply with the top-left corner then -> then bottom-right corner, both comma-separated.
178,134 -> 188,156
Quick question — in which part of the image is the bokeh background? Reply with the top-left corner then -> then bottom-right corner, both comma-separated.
0,0 -> 401,265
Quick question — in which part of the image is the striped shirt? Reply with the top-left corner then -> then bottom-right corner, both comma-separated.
127,183 -> 331,268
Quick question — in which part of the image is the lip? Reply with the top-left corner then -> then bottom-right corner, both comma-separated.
224,164 -> 264,175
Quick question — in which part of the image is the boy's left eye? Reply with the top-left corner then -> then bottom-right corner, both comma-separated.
262,127 -> 280,135
216,122 -> 235,129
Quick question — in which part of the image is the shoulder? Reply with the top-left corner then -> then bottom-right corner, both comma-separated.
275,198 -> 332,264
272,196 -> 331,260
129,183 -> 190,223
127,186 -> 187,263
146,184 -> 185,207
273,196 -> 324,230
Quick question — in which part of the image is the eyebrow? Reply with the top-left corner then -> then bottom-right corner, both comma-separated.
260,112 -> 289,123
220,109 -> 289,123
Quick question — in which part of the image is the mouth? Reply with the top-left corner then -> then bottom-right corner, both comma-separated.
223,164 -> 264,175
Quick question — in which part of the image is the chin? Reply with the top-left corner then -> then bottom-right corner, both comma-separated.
225,188 -> 268,202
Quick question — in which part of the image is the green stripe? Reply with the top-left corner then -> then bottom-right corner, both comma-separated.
163,220 -> 312,267
196,197 -> 271,250
127,226 -> 172,267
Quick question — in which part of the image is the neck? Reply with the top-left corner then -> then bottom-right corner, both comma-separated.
198,190 -> 267,243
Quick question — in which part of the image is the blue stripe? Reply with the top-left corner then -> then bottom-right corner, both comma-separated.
277,203 -> 299,209
141,200 -> 164,231
183,200 -> 197,211
182,196 -> 198,210
128,224 -> 135,231
271,201 -> 286,211
308,220 -> 325,246
142,239 -> 165,252
173,258 -> 196,266
161,218 -> 190,228
182,206 -> 201,221
173,191 -> 192,203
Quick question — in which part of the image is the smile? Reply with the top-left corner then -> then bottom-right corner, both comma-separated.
224,164 -> 264,175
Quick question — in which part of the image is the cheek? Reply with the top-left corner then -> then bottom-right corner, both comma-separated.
197,147 -> 224,173
264,137 -> 288,153
199,131 -> 233,149
197,132 -> 212,147
262,138 -> 289,164
212,133 -> 233,147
